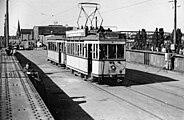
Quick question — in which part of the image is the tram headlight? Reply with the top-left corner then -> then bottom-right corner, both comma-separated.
111,65 -> 116,71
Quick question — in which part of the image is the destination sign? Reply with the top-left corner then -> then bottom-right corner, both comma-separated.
66,29 -> 86,37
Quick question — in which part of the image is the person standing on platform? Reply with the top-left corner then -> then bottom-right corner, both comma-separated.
169,50 -> 175,70
164,49 -> 169,70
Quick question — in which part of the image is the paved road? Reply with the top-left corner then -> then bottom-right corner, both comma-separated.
16,49 -> 184,120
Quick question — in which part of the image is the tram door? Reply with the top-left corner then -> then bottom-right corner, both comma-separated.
58,43 -> 61,64
88,44 -> 92,76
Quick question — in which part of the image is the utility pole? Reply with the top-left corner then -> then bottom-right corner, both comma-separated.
6,0 -> 9,48
173,0 -> 177,47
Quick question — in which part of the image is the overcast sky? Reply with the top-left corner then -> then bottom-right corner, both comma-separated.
0,0 -> 184,36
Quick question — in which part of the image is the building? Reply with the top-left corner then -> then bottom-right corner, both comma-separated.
33,25 -> 73,45
20,29 -> 33,41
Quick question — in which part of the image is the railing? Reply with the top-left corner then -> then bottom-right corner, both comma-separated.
126,49 -> 184,72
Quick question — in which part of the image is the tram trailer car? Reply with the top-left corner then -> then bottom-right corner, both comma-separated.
47,35 -> 66,66
65,28 -> 126,83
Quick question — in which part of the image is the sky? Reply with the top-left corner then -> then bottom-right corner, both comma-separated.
0,0 -> 184,36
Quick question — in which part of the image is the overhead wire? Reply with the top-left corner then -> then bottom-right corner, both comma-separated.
101,0 -> 153,14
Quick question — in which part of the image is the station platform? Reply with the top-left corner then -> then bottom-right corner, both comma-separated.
0,49 -> 54,120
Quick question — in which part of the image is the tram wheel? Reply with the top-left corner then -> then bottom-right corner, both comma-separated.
97,78 -> 103,85
71,69 -> 74,74
80,73 -> 84,78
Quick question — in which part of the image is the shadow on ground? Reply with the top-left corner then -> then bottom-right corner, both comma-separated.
92,68 -> 178,87
15,52 -> 94,120
123,68 -> 178,87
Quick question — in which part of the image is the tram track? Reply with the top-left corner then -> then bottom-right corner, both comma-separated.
124,77 -> 184,110
84,79 -> 184,120
87,80 -> 165,120
126,76 -> 184,99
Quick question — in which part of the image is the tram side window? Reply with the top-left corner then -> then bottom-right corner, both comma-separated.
84,44 -> 87,58
117,44 -> 124,59
93,44 -> 95,59
48,42 -> 50,50
51,43 -> 54,50
71,43 -> 73,55
61,43 -> 63,52
79,43 -> 83,57
96,44 -> 98,59
74,43 -> 77,56
77,43 -> 80,56
57,43 -> 59,52
54,43 -> 56,51
109,44 -> 116,59
99,44 -> 107,59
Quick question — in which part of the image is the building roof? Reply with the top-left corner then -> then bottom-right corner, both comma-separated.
33,25 -> 73,35
21,29 -> 33,34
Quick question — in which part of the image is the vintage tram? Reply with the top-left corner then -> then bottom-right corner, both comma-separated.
65,28 -> 126,83
47,2 -> 127,83
47,35 -> 66,66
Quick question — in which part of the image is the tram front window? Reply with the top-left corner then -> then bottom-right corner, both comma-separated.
117,44 -> 124,59
109,44 -> 116,59
99,44 -> 107,59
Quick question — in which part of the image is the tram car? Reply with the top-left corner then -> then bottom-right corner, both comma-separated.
47,35 -> 66,66
65,28 -> 126,83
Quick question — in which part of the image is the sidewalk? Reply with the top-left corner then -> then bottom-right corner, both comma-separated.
126,62 -> 184,82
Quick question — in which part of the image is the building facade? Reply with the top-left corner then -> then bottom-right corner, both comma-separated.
33,25 -> 73,45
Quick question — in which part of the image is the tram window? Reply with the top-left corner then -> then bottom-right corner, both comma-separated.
68,43 -> 70,54
61,43 -> 63,52
93,44 -> 95,59
74,43 -> 77,56
51,43 -> 53,50
85,44 -> 87,58
52,43 -> 54,51
96,44 -> 98,59
48,42 -> 50,50
79,43 -> 83,57
81,43 -> 84,57
99,44 -> 107,59
56,43 -> 58,51
68,43 -> 71,54
117,44 -> 124,58
77,43 -> 80,56
54,43 -> 56,51
109,44 -> 116,59
71,43 -> 74,55
83,44 -> 87,58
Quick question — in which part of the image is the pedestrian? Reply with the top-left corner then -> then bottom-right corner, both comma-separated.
24,63 -> 33,74
12,48 -> 16,55
164,49 -> 169,70
170,51 -> 175,70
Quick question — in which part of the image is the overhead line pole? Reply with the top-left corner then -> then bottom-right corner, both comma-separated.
6,0 -> 9,48
173,0 -> 177,47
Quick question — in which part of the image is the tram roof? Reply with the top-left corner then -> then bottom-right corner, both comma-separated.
66,29 -> 126,41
